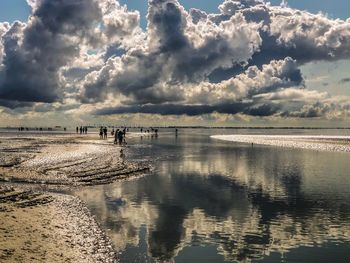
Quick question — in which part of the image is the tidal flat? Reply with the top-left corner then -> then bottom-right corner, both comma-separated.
1,129 -> 350,263
0,132 -> 149,262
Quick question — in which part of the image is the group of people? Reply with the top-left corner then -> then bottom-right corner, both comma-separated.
18,127 -> 67,131
76,126 -> 88,134
99,127 -> 108,139
99,127 -> 127,145
140,127 -> 158,134
113,128 -> 127,145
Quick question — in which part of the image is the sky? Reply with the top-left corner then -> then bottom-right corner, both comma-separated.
0,0 -> 350,127
2,1 -> 350,24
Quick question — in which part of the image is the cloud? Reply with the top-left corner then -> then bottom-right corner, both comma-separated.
0,99 -> 33,109
81,0 -> 262,104
0,22 -> 10,66
0,0 -> 103,103
0,0 -> 141,105
82,0 -> 350,119
339,78 -> 350,84
93,102 -> 279,117
1,0 -> 350,123
92,57 -> 304,117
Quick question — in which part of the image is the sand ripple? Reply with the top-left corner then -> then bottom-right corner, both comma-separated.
0,135 -> 150,186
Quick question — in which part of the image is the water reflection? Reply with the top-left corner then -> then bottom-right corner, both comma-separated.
75,131 -> 350,262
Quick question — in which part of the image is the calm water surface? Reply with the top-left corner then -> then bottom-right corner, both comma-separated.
75,129 -> 350,263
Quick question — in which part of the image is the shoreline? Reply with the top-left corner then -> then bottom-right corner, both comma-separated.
2,127 -> 350,130
0,133 -> 150,186
0,133 -> 150,262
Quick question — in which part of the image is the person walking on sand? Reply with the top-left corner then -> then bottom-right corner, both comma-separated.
103,127 -> 108,139
76,126 -> 79,134
114,129 -> 119,144
118,130 -> 124,145
99,127 -> 103,139
80,126 -> 83,134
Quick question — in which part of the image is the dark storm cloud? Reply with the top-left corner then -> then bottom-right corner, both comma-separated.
93,101 -> 281,117
0,0 -> 141,107
0,99 -> 33,109
339,78 -> 350,84
94,104 -> 219,116
0,0 -> 102,103
281,102 -> 335,118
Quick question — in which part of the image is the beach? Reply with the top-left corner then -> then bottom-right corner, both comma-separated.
0,188 -> 117,262
0,132 -> 149,262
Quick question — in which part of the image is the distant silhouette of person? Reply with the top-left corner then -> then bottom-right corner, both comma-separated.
114,129 -> 119,144
99,127 -> 103,139
118,130 -> 124,145
175,128 -> 178,137
111,128 -> 115,136
76,127 -> 79,134
80,126 -> 83,134
103,127 -> 108,139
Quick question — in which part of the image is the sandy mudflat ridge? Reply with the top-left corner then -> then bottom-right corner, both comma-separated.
0,133 -> 150,262
212,134 -> 350,153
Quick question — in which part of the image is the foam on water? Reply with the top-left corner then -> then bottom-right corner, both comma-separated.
211,134 -> 350,152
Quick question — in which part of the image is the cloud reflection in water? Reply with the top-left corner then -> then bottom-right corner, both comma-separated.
75,134 -> 350,262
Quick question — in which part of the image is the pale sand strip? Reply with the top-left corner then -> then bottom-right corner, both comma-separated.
211,134 -> 350,152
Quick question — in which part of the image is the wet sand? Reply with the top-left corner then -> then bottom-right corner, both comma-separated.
0,133 -> 150,262
0,134 -> 149,185
0,186 -> 117,262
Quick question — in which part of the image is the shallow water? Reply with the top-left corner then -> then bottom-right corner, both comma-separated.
74,129 -> 350,263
